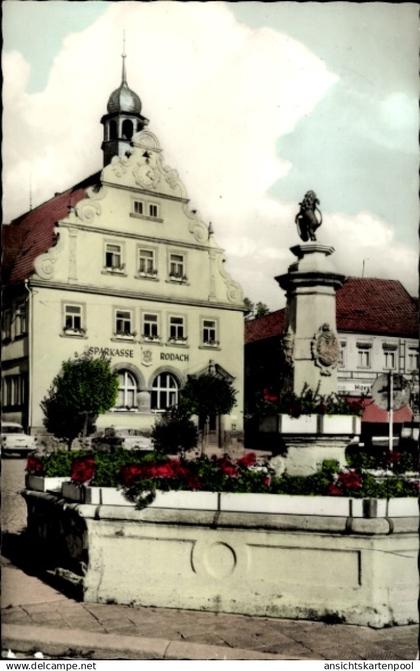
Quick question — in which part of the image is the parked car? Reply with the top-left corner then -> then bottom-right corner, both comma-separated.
1,422 -> 37,457
91,427 -> 153,452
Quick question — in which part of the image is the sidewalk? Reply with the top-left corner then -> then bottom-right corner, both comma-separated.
1,558 -> 418,660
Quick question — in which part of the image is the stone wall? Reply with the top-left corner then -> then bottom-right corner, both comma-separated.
23,490 -> 418,628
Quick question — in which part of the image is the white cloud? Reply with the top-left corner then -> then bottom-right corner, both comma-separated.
2,2 -> 417,307
3,3 -> 336,221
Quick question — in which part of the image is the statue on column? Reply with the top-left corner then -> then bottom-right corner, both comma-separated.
295,190 -> 322,242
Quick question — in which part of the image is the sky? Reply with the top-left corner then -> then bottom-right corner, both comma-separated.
2,1 -> 419,309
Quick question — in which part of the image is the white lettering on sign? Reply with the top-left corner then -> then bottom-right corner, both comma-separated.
88,346 -> 134,358
160,352 -> 189,363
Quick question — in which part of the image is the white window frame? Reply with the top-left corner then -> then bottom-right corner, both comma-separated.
133,200 -> 145,216
151,372 -> 179,411
63,303 -> 85,335
114,309 -> 135,338
15,302 -> 27,337
408,348 -> 419,371
148,202 -> 160,219
104,241 -> 125,271
115,370 -> 138,409
357,345 -> 371,369
168,251 -> 187,281
142,312 -> 160,341
168,315 -> 187,343
383,345 -> 397,370
201,318 -> 219,346
338,341 -> 346,368
138,246 -> 157,277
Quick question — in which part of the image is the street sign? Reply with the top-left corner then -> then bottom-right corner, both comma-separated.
371,373 -> 411,411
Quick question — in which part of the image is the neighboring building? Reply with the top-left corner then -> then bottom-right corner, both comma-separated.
2,55 -> 245,446
245,278 -> 419,431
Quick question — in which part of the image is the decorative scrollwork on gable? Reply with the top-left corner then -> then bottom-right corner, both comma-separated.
75,185 -> 107,223
33,225 -> 66,280
216,253 -> 244,304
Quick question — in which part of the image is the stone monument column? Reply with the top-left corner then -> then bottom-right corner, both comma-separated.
276,243 -> 344,395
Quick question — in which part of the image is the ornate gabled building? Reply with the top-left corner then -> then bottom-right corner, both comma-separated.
2,55 -> 245,446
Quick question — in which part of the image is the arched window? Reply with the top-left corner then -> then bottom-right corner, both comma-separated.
116,370 -> 137,409
151,373 -> 179,411
109,120 -> 117,140
122,119 -> 133,140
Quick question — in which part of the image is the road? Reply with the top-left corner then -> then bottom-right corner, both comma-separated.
2,457 -> 28,534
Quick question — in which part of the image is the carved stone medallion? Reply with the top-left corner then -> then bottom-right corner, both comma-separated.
311,323 -> 339,375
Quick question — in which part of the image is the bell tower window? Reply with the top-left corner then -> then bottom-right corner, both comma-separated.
122,119 -> 133,140
109,120 -> 117,140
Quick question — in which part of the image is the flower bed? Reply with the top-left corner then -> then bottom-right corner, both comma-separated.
26,451 -> 419,510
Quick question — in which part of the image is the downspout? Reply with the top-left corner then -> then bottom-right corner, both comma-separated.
24,279 -> 33,432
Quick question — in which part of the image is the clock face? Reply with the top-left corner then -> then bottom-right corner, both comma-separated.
134,163 -> 160,189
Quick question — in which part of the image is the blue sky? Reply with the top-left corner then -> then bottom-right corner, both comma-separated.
3,2 -> 418,306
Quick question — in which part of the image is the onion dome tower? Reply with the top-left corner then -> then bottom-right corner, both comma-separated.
101,41 -> 149,166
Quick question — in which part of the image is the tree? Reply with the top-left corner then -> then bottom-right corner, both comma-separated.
179,373 -> 237,454
41,353 -> 119,449
243,297 -> 269,320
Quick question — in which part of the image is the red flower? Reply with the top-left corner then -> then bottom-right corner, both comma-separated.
120,464 -> 145,486
237,452 -> 257,467
70,456 -> 96,484
336,470 -> 363,491
26,455 -> 44,475
386,451 -> 401,465
185,474 -> 203,490
263,388 -> 278,403
219,459 -> 238,477
328,483 -> 343,496
263,476 -> 271,488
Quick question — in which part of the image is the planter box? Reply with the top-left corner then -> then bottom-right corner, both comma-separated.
60,484 -> 418,519
61,482 -> 130,505
280,414 -> 318,434
220,493 -> 352,516
61,483 -> 218,510
278,413 -> 360,435
25,474 -> 68,493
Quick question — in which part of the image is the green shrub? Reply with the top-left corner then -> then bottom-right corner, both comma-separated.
151,409 -> 198,455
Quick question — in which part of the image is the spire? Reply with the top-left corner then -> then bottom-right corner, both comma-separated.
121,30 -> 127,84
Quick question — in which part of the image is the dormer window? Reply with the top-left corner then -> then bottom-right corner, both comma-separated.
105,243 -> 125,271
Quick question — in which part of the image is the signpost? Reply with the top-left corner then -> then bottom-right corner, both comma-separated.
371,373 -> 411,452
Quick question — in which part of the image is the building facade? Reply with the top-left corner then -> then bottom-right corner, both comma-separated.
2,60 -> 245,445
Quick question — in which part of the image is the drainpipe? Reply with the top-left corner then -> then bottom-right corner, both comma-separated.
24,279 -> 33,432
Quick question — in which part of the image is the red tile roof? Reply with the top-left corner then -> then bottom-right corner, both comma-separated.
245,278 -> 418,343
2,172 -> 101,285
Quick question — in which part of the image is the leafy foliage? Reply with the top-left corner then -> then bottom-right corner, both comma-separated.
27,451 -> 419,507
255,383 -> 365,418
243,297 -> 270,320
151,407 -> 198,455
41,353 -> 119,447
180,373 -> 237,423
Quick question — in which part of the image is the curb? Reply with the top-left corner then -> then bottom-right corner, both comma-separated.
2,624 -> 301,660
